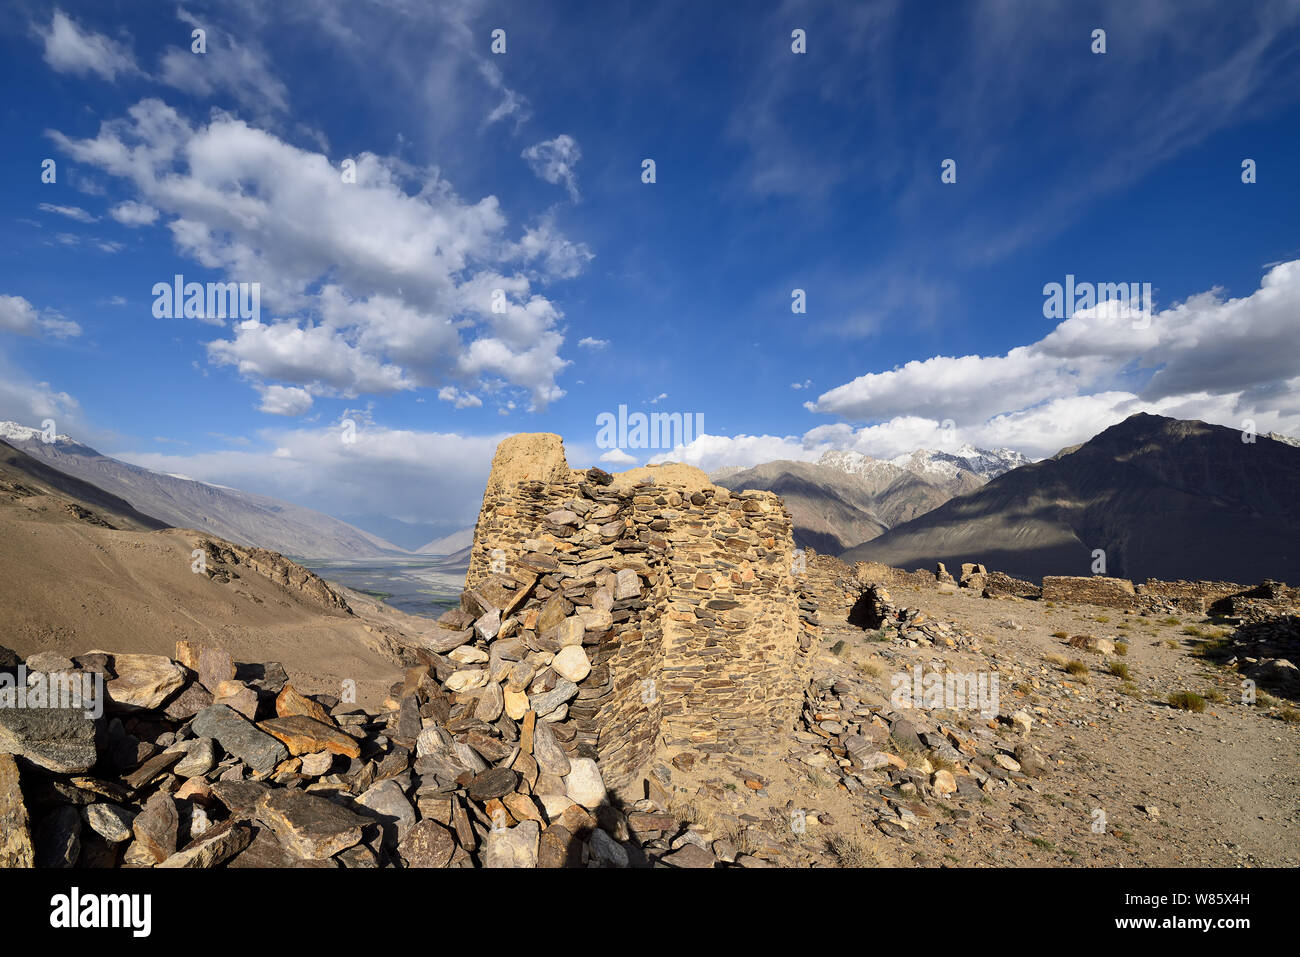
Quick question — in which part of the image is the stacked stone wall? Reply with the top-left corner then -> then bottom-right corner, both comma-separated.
465,436 -> 811,792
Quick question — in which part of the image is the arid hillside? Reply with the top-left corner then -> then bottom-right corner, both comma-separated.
0,439 -> 418,708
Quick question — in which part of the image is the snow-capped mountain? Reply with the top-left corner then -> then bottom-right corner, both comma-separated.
819,445 -> 1031,484
889,445 -> 1032,482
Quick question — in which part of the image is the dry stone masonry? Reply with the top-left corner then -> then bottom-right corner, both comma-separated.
462,434 -> 814,794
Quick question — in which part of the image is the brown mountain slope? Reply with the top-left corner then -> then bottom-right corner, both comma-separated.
842,413 -> 1300,583
714,461 -> 888,552
0,443 -> 419,708
2,427 -> 406,559
1,438 -> 168,532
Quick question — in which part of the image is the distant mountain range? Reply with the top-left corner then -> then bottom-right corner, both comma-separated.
415,526 -> 476,555
712,445 -> 1028,552
843,413 -> 1300,584
0,423 -> 406,559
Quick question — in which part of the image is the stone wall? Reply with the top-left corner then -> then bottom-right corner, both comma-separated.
465,435 -> 812,793
1134,579 -> 1245,614
1041,575 -> 1138,608
852,561 -> 936,590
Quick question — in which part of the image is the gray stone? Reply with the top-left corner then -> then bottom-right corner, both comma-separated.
0,704 -> 99,773
588,827 -> 628,867
191,704 -> 288,774
531,718 -> 571,776
256,788 -> 367,860
172,737 -> 218,777
354,778 -> 416,850
83,802 -> 136,843
531,678 -> 578,717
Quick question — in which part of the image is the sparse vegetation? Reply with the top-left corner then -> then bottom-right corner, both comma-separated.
1108,661 -> 1131,680
1203,688 -> 1225,704
1161,617 -> 1181,625
1167,691 -> 1207,712
1114,641 -> 1129,656
826,832 -> 880,867
1164,638 -> 1180,649
1051,630 -> 1069,639
1065,660 -> 1089,677
1277,708 -> 1300,724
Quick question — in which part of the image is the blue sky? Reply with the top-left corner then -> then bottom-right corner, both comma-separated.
2,0 -> 1299,545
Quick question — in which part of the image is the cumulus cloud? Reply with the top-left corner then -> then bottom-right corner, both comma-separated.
578,337 -> 608,350
50,99 -> 592,412
0,295 -> 82,339
208,320 -> 414,395
807,261 -> 1300,448
661,263 -> 1300,467
255,384 -> 313,416
438,386 -> 483,409
38,11 -> 138,81
599,448 -> 637,466
109,200 -> 159,226
521,135 -> 582,201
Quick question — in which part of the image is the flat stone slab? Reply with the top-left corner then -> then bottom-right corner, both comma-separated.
191,704 -> 288,774
0,705 -> 99,773
255,788 -> 367,860
258,715 -> 360,758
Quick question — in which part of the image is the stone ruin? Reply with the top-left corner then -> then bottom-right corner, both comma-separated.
460,433 -> 815,796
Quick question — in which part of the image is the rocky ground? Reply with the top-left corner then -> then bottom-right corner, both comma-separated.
3,539 -> 1296,868
650,560 -> 1300,867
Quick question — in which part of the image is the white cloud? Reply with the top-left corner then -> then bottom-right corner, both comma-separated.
438,386 -> 483,409
51,99 -> 593,410
599,448 -> 637,466
38,203 -> 97,223
118,423 -> 507,529
110,201 -> 159,226
657,263 -> 1300,468
652,433 -> 819,472
256,384 -> 313,416
522,135 -> 582,201
578,337 -> 608,350
208,320 -> 414,395
157,11 -> 289,116
811,261 -> 1300,440
38,11 -> 138,81
0,295 -> 81,339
